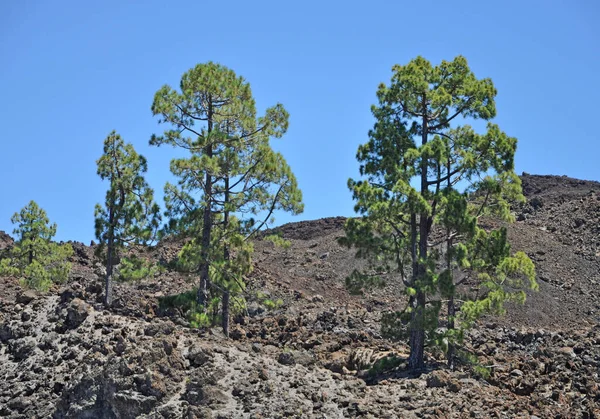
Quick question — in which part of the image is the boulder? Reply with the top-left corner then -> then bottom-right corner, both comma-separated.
426,370 -> 461,393
278,352 -> 296,366
187,347 -> 212,367
16,290 -> 38,305
65,298 -> 91,329
9,337 -> 37,360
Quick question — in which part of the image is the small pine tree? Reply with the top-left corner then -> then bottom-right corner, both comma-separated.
0,201 -> 73,291
95,131 -> 161,307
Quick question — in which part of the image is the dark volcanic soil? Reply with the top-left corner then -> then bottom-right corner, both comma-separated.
0,173 -> 599,418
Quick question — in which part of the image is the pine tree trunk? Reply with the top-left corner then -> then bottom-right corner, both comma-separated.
446,235 -> 456,368
447,295 -> 455,369
105,207 -> 115,308
446,157 -> 455,370
222,177 -> 230,337
408,101 -> 429,371
197,102 -> 214,308
105,240 -> 114,307
222,290 -> 230,338
197,195 -> 212,307
410,214 -> 418,281
408,224 -> 428,371
408,291 -> 426,370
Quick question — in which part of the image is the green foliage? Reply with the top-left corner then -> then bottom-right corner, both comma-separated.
117,256 -> 163,282
345,268 -> 387,295
150,62 -> 303,333
158,288 -> 209,328
263,298 -> 284,310
189,309 -> 213,329
368,355 -> 404,377
0,201 -> 73,291
159,287 -> 246,329
458,230 -> 538,329
95,131 -> 161,247
158,288 -> 198,312
151,62 -> 303,232
262,233 -> 291,250
342,55 -> 537,369
255,291 -> 284,310
255,291 -> 269,300
95,131 -> 161,305
457,350 -> 491,379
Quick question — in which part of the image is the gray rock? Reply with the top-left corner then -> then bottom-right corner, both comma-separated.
187,348 -> 212,367
290,349 -> 316,367
278,352 -> 296,366
16,290 -> 37,305
247,301 -> 265,317
426,370 -> 461,393
65,298 -> 91,329
9,337 -> 37,360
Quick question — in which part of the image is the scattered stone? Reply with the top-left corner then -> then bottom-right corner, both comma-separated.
1,176 -> 600,418
229,326 -> 245,340
278,352 -> 296,366
311,294 -> 324,303
9,337 -> 37,360
510,369 -> 524,377
16,290 -> 37,305
114,335 -> 127,355
187,348 -> 211,367
426,370 -> 461,393
65,298 -> 91,329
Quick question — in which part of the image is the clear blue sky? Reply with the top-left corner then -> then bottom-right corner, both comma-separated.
1,1 -> 598,243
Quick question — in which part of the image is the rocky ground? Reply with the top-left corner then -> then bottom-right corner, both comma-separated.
0,173 -> 599,418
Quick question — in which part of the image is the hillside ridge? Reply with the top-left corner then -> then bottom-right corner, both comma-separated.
0,173 -> 599,417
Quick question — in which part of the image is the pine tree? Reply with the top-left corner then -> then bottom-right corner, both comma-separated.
151,62 -> 303,336
341,56 -> 537,371
95,131 -> 161,307
0,201 -> 73,291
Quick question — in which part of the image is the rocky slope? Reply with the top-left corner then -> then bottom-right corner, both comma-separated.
0,173 -> 599,418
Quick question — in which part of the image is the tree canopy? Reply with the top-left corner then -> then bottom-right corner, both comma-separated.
0,201 -> 73,291
341,55 -> 537,370
151,62 -> 303,335
95,131 -> 161,307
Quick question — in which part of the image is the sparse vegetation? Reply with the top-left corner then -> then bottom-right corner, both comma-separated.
158,288 -> 198,313
1,2 -> 599,415
158,288 -> 208,327
159,287 -> 246,329
1,173 -> 600,417
262,233 -> 292,250
255,291 -> 284,311
458,350 -> 492,380
0,201 -> 72,291
367,355 -> 403,377
117,256 -> 163,282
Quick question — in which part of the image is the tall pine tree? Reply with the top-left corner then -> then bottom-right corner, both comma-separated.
151,62 -> 303,336
341,56 -> 536,370
95,131 -> 161,307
